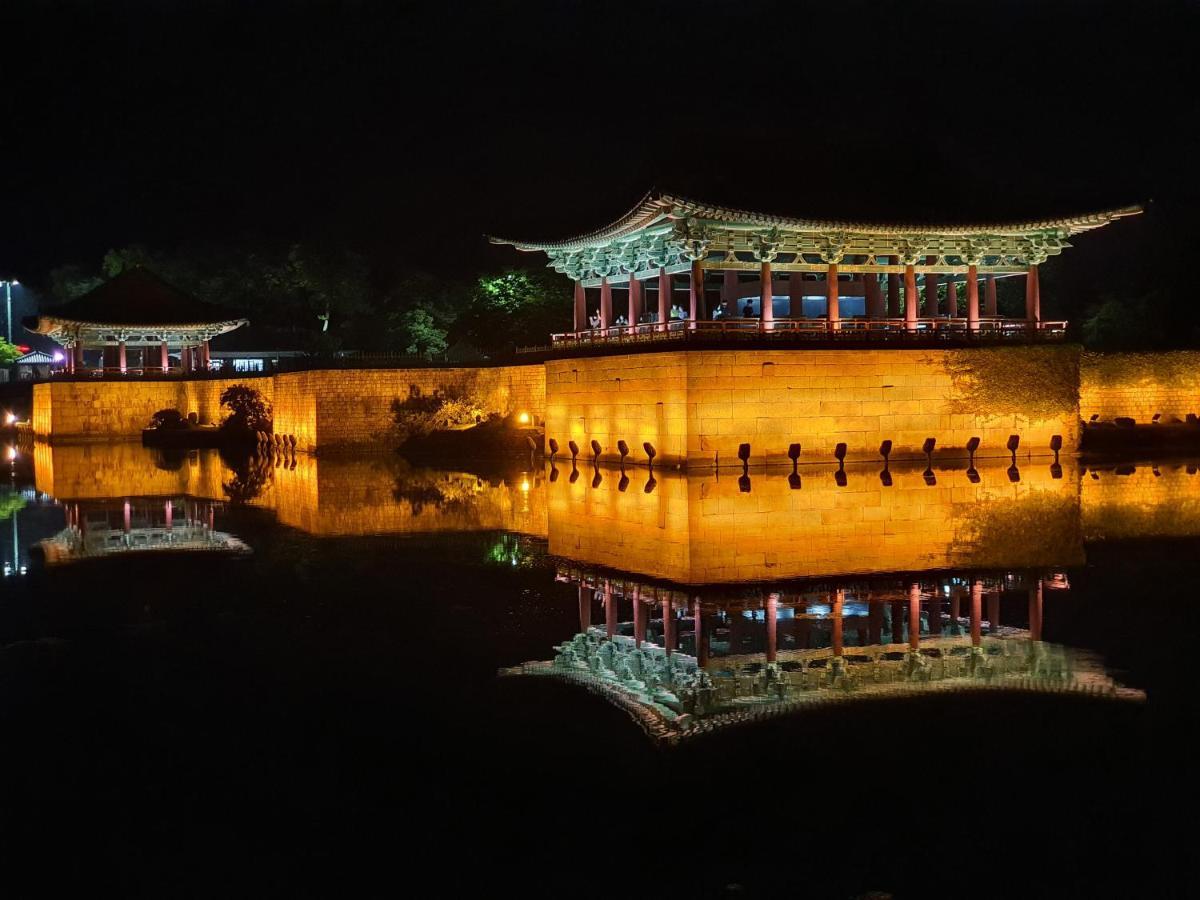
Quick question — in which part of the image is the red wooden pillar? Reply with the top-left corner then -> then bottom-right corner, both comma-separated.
788,272 -> 802,318
890,600 -> 905,644
723,270 -> 739,306
123,500 -> 131,534
865,272 -> 884,318
904,265 -> 918,330
765,592 -> 778,663
164,499 -> 173,531
988,591 -> 1001,634
578,585 -> 591,633
633,588 -> 645,647
831,590 -> 845,657
1024,265 -> 1040,324
628,276 -> 643,325
924,255 -> 939,317
604,580 -> 616,638
887,257 -> 901,318
1029,581 -> 1043,642
950,588 -> 961,625
181,346 -> 191,373
907,583 -> 921,650
826,263 -> 839,330
117,340 -> 127,374
690,259 -> 705,326
970,580 -> 983,646
160,340 -> 170,373
573,281 -> 586,332
599,277 -> 612,329
75,343 -> 85,372
928,590 -> 942,635
64,344 -> 74,374
662,596 -> 674,652
985,275 -> 998,317
657,268 -> 670,330
759,260 -> 772,327
694,598 -> 709,667
966,265 -> 980,331
944,276 -> 957,318
867,594 -> 883,645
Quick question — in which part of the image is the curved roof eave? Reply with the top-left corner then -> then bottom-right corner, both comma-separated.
25,315 -> 250,335
487,190 -> 1145,251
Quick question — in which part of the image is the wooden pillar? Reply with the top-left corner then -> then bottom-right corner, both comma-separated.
865,272 -> 884,318
723,271 -> 740,306
890,600 -> 905,644
64,344 -> 74,374
694,598 -> 709,668
928,590 -> 942,635
1024,265 -> 1040,325
1029,581 -> 1043,642
908,583 -> 921,651
788,272 -> 802,318
662,596 -> 674,652
573,281 -> 586,332
944,276 -> 957,318
766,592 -> 778,663
867,596 -> 883,645
181,346 -> 192,373
160,340 -> 170,373
164,499 -> 173,531
628,277 -> 642,325
123,500 -> 131,534
578,585 -> 591,633
599,277 -> 612,329
966,265 -> 980,331
633,588 -> 645,647
985,275 -> 998,317
604,579 -> 616,638
887,257 -> 901,318
904,264 -> 918,330
826,263 -> 839,329
970,579 -> 983,646
950,588 -> 961,626
690,259 -> 704,325
74,343 -> 85,372
832,590 -> 845,657
657,268 -> 670,330
117,340 -> 127,374
759,260 -> 772,326
201,341 -> 210,371
925,255 -> 938,317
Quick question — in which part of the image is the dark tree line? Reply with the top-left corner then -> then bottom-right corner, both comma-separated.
44,243 -> 571,357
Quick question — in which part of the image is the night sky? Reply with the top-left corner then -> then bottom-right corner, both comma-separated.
2,0 -> 1196,307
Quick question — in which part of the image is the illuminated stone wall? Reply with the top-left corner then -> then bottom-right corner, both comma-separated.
546,460 -> 1083,583
275,365 -> 544,453
1079,351 -> 1200,423
31,365 -> 544,451
546,347 -> 1081,468
1080,461 -> 1200,539
32,377 -> 274,441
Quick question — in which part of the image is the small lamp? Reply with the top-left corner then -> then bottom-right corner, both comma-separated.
737,442 -> 751,475
833,442 -> 847,471
548,438 -> 559,461
568,440 -> 580,463
1049,434 -> 1063,464
787,443 -> 802,473
1006,434 -> 1020,464
643,441 -> 657,471
590,439 -> 602,461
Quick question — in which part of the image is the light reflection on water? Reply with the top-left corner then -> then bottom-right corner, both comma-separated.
7,441 -> 1194,737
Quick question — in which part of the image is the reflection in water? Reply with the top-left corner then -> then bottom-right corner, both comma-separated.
500,568 -> 1143,745
39,497 -> 250,564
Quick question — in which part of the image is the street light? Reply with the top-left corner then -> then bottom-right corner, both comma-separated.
1,279 -> 19,344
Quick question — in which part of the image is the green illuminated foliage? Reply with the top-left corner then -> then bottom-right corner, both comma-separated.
0,489 -> 26,522
0,338 -> 21,364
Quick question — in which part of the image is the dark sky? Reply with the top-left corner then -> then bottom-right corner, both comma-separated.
2,0 -> 1196,292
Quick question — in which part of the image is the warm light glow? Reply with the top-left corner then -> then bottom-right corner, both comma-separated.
5,446 -> 16,462
520,479 -> 531,492
3,412 -> 15,426
517,411 -> 531,425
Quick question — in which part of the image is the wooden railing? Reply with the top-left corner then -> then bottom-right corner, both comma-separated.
545,317 -> 1068,347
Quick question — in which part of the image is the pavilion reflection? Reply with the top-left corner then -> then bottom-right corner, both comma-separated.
501,566 -> 1142,745
39,497 -> 249,565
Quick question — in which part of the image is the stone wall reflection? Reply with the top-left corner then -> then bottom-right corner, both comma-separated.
546,460 -> 1084,583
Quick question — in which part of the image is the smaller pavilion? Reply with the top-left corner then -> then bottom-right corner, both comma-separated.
23,268 -> 248,375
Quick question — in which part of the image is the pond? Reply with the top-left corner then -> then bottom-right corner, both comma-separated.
1,443 -> 1195,897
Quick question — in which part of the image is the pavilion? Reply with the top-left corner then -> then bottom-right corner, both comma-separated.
490,191 -> 1142,344
23,267 -> 248,375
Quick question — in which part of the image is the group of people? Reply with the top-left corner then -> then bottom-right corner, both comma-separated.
584,299 -> 773,331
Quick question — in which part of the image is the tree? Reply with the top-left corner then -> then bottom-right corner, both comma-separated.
0,339 -> 21,364
453,269 -> 571,352
219,384 -> 273,436
1081,293 -> 1170,350
394,306 -> 449,356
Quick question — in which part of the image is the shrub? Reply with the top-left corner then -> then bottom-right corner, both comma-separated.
390,378 -> 486,441
149,408 -> 187,430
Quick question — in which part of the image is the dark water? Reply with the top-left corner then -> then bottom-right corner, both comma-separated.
1,444 -> 1196,897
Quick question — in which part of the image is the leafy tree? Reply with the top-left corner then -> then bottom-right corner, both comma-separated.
453,269 -> 571,352
1081,293 -> 1170,350
0,338 -> 21,364
219,384 -> 273,436
394,306 -> 449,356
0,489 -> 26,522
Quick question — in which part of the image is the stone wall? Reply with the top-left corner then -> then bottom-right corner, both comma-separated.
546,347 -> 1081,468
1079,351 -> 1200,423
32,376 -> 274,442
31,365 -> 544,451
